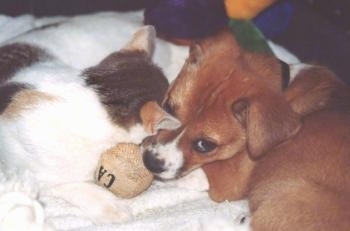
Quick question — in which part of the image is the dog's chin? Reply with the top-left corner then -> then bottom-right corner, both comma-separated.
153,169 -> 181,181
155,166 -> 199,182
178,164 -> 201,178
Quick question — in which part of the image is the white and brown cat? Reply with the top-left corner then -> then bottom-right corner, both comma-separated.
0,24 -> 170,225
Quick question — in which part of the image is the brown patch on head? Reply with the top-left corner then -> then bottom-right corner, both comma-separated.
84,26 -> 169,129
2,89 -> 56,119
84,50 -> 168,128
174,76 -> 300,171
163,28 -> 285,123
177,92 -> 248,172
0,43 -> 49,84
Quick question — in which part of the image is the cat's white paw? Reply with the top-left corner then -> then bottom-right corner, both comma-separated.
0,191 -> 51,231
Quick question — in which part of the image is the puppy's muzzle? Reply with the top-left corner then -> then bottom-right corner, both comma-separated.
141,133 -> 184,180
142,149 -> 165,174
141,135 -> 166,174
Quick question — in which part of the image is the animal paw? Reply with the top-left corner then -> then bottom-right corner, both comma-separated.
0,191 -> 51,231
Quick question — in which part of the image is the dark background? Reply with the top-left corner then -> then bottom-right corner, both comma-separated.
274,0 -> 350,85
0,0 -> 349,84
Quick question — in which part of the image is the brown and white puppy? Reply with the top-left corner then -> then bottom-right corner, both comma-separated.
141,29 -> 350,230
141,29 -> 289,181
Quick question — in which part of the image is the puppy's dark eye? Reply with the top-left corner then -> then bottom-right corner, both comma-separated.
163,100 -> 175,116
192,139 -> 217,154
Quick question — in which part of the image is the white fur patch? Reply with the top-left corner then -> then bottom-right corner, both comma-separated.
0,173 -> 51,231
154,130 -> 185,180
289,63 -> 313,82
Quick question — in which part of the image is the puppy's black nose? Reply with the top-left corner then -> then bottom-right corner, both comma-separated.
143,150 -> 165,174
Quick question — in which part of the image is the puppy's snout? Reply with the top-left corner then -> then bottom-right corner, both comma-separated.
141,131 -> 184,180
143,150 -> 165,174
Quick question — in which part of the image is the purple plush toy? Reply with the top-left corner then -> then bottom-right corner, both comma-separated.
144,0 -> 293,45
144,0 -> 228,45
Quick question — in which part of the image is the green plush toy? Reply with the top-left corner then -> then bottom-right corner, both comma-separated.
144,0 -> 291,54
228,19 -> 273,54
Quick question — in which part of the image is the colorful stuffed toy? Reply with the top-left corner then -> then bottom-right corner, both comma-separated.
144,0 -> 293,48
225,0 -> 277,19
252,0 -> 294,40
144,0 -> 228,45
226,0 -> 293,53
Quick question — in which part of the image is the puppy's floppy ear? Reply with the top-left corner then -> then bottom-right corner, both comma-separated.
122,25 -> 156,58
140,101 -> 181,135
232,91 -> 301,160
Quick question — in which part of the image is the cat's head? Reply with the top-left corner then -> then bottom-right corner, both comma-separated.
84,26 -> 169,129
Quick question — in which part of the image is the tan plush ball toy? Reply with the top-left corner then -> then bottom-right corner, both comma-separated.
95,143 -> 154,198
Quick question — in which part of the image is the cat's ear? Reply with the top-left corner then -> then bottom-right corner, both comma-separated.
122,25 -> 156,58
140,101 -> 181,135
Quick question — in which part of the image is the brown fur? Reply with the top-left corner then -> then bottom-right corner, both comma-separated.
0,83 -> 30,114
0,43 -> 49,84
162,29 -> 285,122
148,29 -> 350,230
2,89 -> 56,119
202,150 -> 254,201
0,43 -> 51,115
248,109 -> 350,231
158,29 -> 297,178
84,50 -> 168,129
285,65 -> 350,115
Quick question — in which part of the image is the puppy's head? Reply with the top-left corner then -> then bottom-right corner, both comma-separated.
141,29 -> 300,180
161,29 -> 288,122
